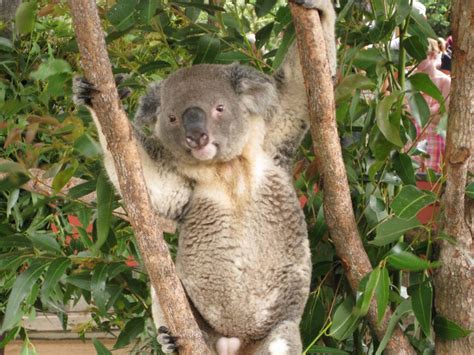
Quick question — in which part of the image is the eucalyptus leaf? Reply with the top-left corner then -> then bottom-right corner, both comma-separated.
42,258 -> 71,301
1,261 -> 49,332
376,92 -> 403,147
387,250 -> 439,272
434,315 -> 471,340
392,152 -> 416,186
328,298 -> 361,340
408,281 -> 432,337
114,317 -> 145,348
193,35 -> 220,64
375,267 -> 390,323
95,172 -> 114,253
371,217 -> 421,246
93,338 -> 112,355
391,185 -> 437,220
255,0 -> 277,17
15,2 -> 37,35
91,263 -> 109,314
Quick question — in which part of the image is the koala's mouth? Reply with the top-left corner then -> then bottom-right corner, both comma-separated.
189,142 -> 218,161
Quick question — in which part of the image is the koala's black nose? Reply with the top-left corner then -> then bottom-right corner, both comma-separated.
183,106 -> 209,149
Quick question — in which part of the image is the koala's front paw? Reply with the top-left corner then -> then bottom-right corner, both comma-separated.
72,75 -> 131,108
157,326 -> 178,354
72,77 -> 97,107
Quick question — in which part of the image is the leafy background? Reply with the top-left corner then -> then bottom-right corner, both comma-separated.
0,0 -> 468,354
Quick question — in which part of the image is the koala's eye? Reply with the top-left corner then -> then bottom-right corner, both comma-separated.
168,115 -> 177,123
216,104 -> 225,113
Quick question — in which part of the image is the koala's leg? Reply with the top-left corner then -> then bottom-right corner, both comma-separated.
267,0 -> 336,169
243,320 -> 302,355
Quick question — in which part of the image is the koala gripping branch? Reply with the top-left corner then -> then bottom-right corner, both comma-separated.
289,4 -> 416,355
68,1 -> 210,354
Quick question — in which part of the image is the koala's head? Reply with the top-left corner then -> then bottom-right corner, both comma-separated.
148,64 -> 277,165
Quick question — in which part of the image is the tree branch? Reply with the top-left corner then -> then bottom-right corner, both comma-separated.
289,4 -> 415,354
67,1 -> 210,354
434,0 -> 474,352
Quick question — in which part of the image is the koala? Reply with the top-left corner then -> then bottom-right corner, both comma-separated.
73,1 -> 336,354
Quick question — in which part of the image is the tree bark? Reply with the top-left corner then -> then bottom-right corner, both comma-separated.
289,4 -> 416,354
434,1 -> 474,353
0,0 -> 20,38
67,1 -> 210,354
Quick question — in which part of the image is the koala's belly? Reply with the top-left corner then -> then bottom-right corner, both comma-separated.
175,175 -> 311,339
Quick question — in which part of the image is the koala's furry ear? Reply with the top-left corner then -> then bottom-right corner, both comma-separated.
225,64 -> 278,119
134,82 -> 161,131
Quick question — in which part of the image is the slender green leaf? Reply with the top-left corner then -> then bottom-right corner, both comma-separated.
114,317 -> 145,349
392,152 -> 416,186
407,90 -> 431,127
376,92 -> 403,147
335,74 -> 375,104
255,0 -> 277,17
95,172 -> 114,253
328,298 -> 361,340
409,9 -> 437,39
393,0 -> 411,25
29,59 -> 72,81
391,185 -> 437,220
375,267 -> 390,323
371,217 -> 421,246
0,235 -> 33,249
402,36 -> 428,61
255,22 -> 274,49
91,263 -> 108,314
308,346 -> 348,354
466,182 -> 474,199
375,299 -> 412,355
1,261 -> 49,332
193,35 -> 220,64
409,73 -> 445,113
434,315 -> 471,340
408,281 -> 432,337
93,338 -> 113,355
387,249 -> 439,271
41,258 -> 71,301
28,231 -> 61,253
355,268 -> 380,317
135,0 -> 159,24
107,0 -> 138,31
65,273 -> 91,291
0,254 -> 27,271
15,2 -> 37,34
52,165 -> 77,192
272,24 -> 294,69
20,340 -> 37,355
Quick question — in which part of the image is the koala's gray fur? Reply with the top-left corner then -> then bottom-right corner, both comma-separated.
74,1 -> 336,354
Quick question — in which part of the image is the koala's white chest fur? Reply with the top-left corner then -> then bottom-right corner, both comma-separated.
175,141 -> 311,340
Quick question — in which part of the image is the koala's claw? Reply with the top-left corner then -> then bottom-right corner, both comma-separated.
72,75 -> 132,107
157,326 -> 178,354
72,77 -> 97,107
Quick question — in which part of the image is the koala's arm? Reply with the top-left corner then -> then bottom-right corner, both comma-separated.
265,0 -> 336,168
73,78 -> 193,221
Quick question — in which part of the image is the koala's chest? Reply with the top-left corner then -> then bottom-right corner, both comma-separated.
176,166 -> 308,276
175,169 -> 310,337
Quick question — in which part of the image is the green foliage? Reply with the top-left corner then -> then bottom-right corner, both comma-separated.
0,0 -> 466,354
